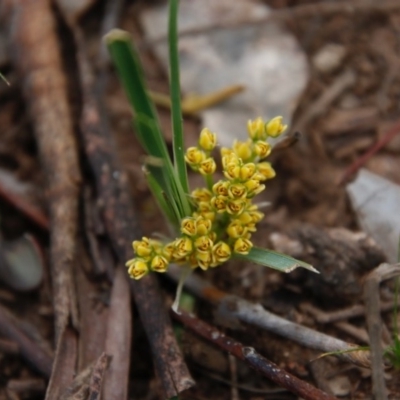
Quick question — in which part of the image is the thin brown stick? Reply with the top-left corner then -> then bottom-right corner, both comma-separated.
7,378 -> 46,394
0,180 -> 49,230
0,304 -> 52,377
172,309 -> 339,400
301,300 -> 400,324
293,69 -> 356,138
167,265 -> 371,367
0,338 -> 19,354
339,118 -> 400,185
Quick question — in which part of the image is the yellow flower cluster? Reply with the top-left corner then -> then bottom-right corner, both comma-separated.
126,116 -> 287,279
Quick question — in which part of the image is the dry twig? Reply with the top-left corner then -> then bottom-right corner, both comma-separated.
340,118 -> 400,184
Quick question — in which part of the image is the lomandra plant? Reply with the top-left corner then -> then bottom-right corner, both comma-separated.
105,0 -> 317,310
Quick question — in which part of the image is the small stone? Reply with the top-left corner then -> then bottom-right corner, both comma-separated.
313,43 -> 346,73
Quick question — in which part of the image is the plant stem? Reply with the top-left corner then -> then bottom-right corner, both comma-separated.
204,173 -> 213,191
172,265 -> 192,312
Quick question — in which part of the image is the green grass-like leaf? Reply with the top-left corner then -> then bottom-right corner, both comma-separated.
105,28 -> 192,227
168,0 -> 189,194
105,30 -> 168,161
236,247 -> 318,273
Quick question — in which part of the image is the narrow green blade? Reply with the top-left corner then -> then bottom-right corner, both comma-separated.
236,246 -> 318,273
145,169 -> 177,226
168,0 -> 189,194
105,29 -> 169,162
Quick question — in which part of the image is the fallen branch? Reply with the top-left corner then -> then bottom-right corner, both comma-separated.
172,309 -> 339,400
168,265 -> 371,367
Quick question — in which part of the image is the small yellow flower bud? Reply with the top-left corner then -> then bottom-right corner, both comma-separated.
173,237 -> 193,258
226,199 -> 247,215
228,183 -> 247,199
212,241 -> 231,264
198,157 -> 216,175
132,238 -> 152,258
244,179 -> 265,197
181,217 -> 197,236
151,255 -> 169,273
233,238 -> 253,255
265,116 -> 287,138
213,180 -> 229,196
195,217 -> 212,236
233,139 -> 252,161
162,242 -> 175,259
237,212 -> 253,225
194,236 -> 213,253
186,253 -> 198,268
192,188 -> 212,203
185,147 -> 206,166
254,162 -> 276,181
239,163 -> 256,181
247,117 -> 265,140
126,258 -> 149,280
196,250 -> 212,270
199,128 -> 217,151
244,205 -> 264,223
211,195 -> 227,213
253,141 -> 271,159
195,203 -> 216,222
221,152 -> 239,168
227,220 -> 247,238
224,163 -> 241,180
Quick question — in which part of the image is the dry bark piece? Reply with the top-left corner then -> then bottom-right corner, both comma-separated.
76,246 -> 110,371
88,353 -> 110,400
321,107 -> 378,137
45,327 -> 78,399
59,354 -> 109,400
